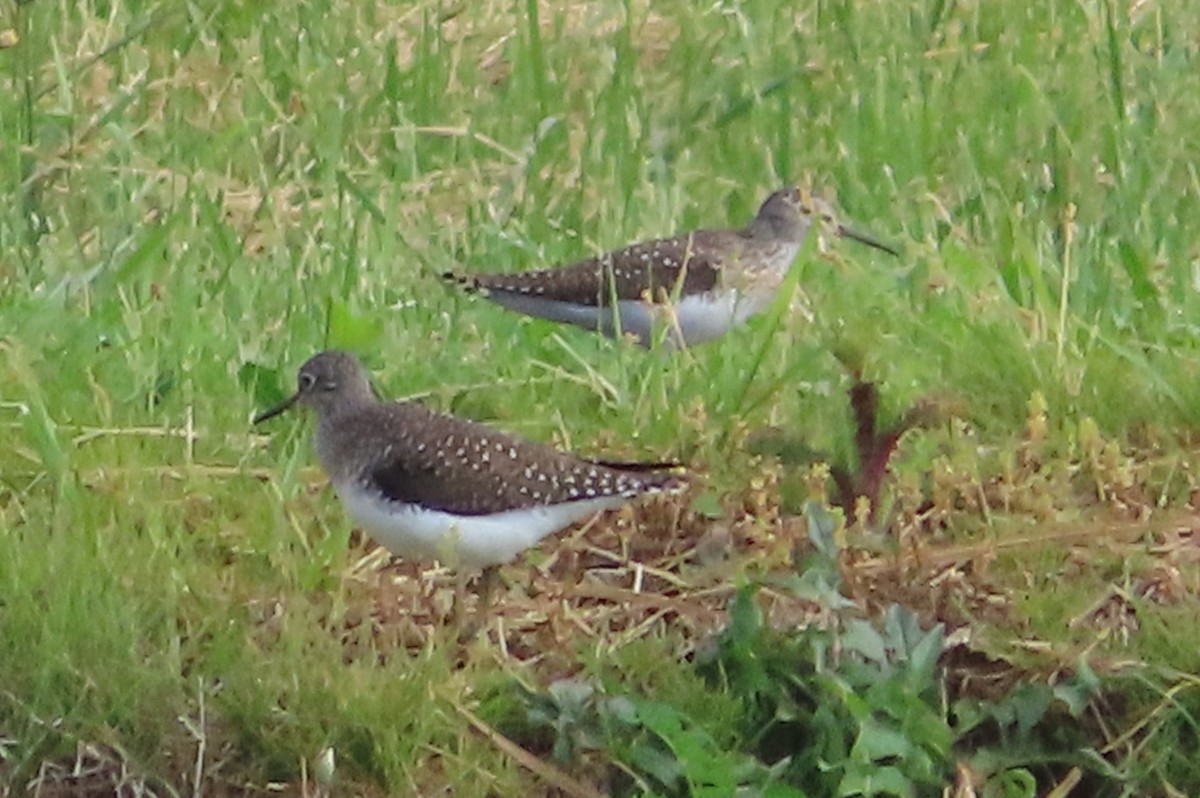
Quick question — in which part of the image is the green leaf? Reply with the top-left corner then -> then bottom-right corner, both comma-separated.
1008,683 -> 1053,735
985,767 -> 1038,798
904,622 -> 945,685
727,583 -> 763,646
761,782 -> 810,798
838,764 -> 915,797
689,490 -> 724,519
804,501 -> 841,561
628,737 -> 684,791
783,566 -> 854,609
840,618 -> 888,664
850,717 -> 915,763
634,701 -> 737,797
1052,658 -> 1099,717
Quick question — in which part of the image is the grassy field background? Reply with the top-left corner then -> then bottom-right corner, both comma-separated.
3,0 -> 1200,795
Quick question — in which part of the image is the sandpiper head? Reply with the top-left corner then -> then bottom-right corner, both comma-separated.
754,186 -> 898,256
751,186 -> 815,243
253,350 -> 375,424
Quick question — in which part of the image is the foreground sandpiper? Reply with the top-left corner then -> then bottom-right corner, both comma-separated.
254,350 -> 684,626
445,186 -> 897,348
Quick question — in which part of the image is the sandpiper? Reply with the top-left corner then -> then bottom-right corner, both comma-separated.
445,186 -> 897,349
254,350 -> 684,627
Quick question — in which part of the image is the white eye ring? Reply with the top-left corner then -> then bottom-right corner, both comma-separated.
299,372 -> 317,391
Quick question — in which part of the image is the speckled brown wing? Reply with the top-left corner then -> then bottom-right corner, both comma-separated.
452,230 -> 745,308
346,403 -> 680,516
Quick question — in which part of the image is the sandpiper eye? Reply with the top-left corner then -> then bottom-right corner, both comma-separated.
299,372 -> 317,391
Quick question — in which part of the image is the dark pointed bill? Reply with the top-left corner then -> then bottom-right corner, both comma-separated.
837,224 -> 899,257
253,391 -> 301,425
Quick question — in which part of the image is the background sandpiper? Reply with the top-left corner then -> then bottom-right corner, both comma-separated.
445,186 -> 897,349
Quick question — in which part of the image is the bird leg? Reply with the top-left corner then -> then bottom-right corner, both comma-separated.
477,564 -> 500,617
453,565 -> 500,643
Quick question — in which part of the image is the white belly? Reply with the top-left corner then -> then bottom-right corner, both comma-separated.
488,289 -> 773,348
670,290 -> 773,346
337,483 -> 628,568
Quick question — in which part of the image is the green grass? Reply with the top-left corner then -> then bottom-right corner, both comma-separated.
3,0 -> 1200,793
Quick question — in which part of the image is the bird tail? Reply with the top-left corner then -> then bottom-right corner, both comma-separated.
590,459 -> 690,494
441,271 -> 484,293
